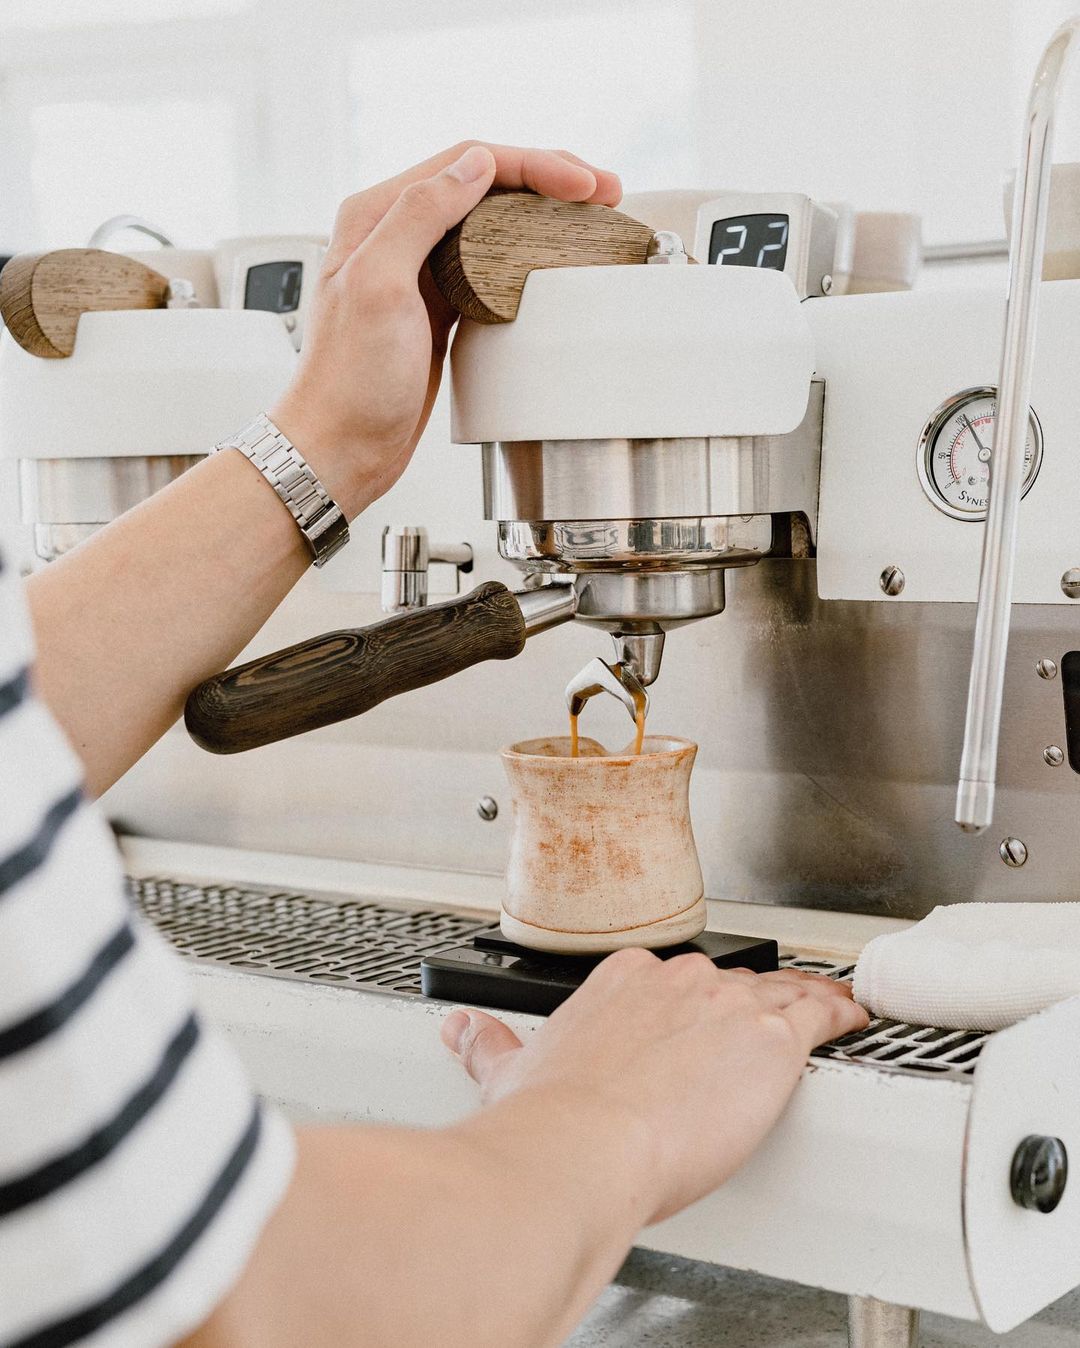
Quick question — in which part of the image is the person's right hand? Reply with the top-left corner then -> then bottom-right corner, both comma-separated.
442,950 -> 868,1224
270,141 -> 621,521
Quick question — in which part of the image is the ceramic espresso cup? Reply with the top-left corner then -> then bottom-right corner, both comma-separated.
499,735 -> 706,954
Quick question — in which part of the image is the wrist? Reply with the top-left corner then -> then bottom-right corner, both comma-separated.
268,393 -> 379,523
456,1083 -> 661,1235
215,413 -> 350,568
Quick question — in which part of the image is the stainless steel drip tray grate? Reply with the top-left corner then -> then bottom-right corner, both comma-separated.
130,875 -> 493,998
787,956 -> 990,1077
130,877 -> 990,1078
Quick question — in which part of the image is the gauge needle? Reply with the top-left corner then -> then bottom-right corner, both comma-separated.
962,414 -> 992,463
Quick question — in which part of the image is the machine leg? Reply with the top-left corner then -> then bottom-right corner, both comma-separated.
847,1296 -> 920,1347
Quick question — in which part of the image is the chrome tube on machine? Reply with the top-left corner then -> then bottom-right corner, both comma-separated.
956,19 -> 1080,833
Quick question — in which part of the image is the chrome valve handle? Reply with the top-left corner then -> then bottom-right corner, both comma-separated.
956,18 -> 1080,833
380,524 -> 473,613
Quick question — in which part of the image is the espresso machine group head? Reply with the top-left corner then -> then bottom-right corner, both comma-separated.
449,201 -> 821,716
0,243 -> 298,565
184,192 -> 822,753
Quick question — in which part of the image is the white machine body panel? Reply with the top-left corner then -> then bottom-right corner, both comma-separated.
157,832 -> 1080,1335
189,964 -> 978,1321
450,263 -> 814,444
965,996 -> 1080,1331
0,308 -> 296,460
191,965 -> 1080,1330
811,282 -> 1080,603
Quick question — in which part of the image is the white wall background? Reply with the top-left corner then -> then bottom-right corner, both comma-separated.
2,0 -> 1080,253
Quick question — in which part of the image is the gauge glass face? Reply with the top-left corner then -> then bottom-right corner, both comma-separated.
920,388 -> 1043,520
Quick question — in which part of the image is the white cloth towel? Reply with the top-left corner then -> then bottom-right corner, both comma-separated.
852,902 -> 1080,1032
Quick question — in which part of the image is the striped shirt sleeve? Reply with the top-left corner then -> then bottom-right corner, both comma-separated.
0,540 -> 295,1348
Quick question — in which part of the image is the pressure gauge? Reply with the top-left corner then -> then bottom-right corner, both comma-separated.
917,387 -> 1043,521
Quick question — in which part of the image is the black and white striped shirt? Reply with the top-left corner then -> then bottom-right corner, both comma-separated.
0,541 -> 294,1347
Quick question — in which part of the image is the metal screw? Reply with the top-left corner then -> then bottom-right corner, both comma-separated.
879,565 -> 905,596
821,273 -> 834,295
1044,745 -> 1065,767
1000,837 -> 1029,868
646,231 -> 689,264
1062,568 -> 1080,599
165,277 -> 198,309
1011,1135 -> 1068,1213
1036,657 -> 1059,680
476,796 -> 499,822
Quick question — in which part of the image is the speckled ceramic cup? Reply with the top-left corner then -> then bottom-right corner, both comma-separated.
499,735 -> 706,954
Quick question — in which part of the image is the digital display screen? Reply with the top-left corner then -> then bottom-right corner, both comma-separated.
708,214 -> 790,270
244,260 -> 303,313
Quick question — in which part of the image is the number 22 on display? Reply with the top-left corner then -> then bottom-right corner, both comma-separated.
715,218 -> 788,268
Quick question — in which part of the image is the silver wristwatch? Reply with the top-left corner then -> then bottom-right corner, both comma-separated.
214,413 -> 349,568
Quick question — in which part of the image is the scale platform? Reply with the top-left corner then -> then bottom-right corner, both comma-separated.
420,927 -> 780,1016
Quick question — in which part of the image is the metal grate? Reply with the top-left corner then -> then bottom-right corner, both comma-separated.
131,877 -> 989,1077
130,875 -> 492,998
788,955 -> 989,1078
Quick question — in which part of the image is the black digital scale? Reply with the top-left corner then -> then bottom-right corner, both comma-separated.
421,927 -> 779,1017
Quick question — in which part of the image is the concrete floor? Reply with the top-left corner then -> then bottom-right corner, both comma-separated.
567,1250 -> 1080,1346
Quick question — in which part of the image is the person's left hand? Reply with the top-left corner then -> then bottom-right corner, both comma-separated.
270,143 -> 621,519
442,954 -> 868,1226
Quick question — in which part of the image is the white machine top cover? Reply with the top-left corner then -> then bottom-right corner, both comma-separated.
0,309 -> 296,460
449,262 -> 814,444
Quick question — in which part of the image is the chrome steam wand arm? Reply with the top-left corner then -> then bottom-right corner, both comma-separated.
956,19 -> 1080,833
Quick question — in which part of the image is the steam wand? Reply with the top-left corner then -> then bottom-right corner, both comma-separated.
956,17 -> 1080,832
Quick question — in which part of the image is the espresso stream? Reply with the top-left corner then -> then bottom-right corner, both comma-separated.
569,685 -> 647,758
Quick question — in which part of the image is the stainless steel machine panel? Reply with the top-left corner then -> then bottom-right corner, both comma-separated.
674,556 -> 1080,915
483,382 -> 824,533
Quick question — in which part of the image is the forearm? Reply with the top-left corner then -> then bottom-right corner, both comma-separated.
25,449 -> 344,796
21,144 -> 619,800
187,1091 -> 650,1348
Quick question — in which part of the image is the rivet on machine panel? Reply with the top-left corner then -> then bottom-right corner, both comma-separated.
999,837 -> 1029,868
1044,745 -> 1065,767
879,565 -> 905,596
476,796 -> 499,822
1061,568 -> 1080,599
1036,658 -> 1059,680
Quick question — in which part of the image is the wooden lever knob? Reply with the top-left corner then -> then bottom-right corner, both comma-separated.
185,581 -> 528,754
429,190 -> 657,323
0,248 -> 170,358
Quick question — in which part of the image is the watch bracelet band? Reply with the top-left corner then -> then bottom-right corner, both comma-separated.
214,413 -> 349,568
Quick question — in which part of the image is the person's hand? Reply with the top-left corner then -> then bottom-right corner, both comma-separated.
269,142 -> 621,519
442,950 -> 868,1224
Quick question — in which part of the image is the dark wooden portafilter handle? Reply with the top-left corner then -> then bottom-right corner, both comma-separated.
185,581 -> 527,754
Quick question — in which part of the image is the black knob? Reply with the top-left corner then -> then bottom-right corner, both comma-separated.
1011,1135 -> 1068,1213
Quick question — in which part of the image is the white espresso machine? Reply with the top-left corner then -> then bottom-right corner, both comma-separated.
8,18 -> 1080,1348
